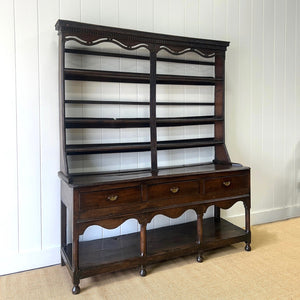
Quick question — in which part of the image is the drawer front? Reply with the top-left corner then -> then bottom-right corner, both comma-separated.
147,180 -> 200,203
79,186 -> 141,211
204,175 -> 249,199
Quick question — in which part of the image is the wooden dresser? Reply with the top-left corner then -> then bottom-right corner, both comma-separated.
56,20 -> 251,294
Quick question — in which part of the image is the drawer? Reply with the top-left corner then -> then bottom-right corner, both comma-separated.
79,186 -> 141,211
204,175 -> 249,199
147,180 -> 200,202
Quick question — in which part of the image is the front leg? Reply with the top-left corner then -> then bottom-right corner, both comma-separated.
72,282 -> 80,295
245,243 -> 251,251
196,211 -> 204,262
244,200 -> 251,252
72,225 -> 80,294
140,223 -> 147,276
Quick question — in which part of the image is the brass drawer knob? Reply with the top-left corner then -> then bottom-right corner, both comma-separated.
223,181 -> 231,187
170,187 -> 179,194
107,195 -> 118,201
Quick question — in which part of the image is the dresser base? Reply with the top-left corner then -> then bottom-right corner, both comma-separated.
61,217 -> 250,284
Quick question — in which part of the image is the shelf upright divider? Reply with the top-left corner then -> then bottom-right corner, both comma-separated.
149,48 -> 158,174
214,52 -> 231,164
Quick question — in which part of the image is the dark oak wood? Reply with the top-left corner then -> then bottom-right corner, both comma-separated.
65,48 -> 216,66
140,223 -> 147,276
56,19 -> 251,294
65,138 -> 223,155
150,49 -> 158,173
65,100 -> 215,106
60,202 -> 66,266
55,19 -> 229,52
62,218 -> 249,275
196,212 -> 204,262
64,116 -> 222,129
64,68 -> 222,85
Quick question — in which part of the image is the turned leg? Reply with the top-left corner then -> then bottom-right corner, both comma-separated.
71,262 -> 81,294
61,201 -> 66,266
244,200 -> 251,251
245,243 -> 251,251
140,265 -> 147,277
72,272 -> 80,294
140,223 -> 147,276
197,251 -> 204,263
72,281 -> 80,295
196,212 -> 204,262
72,224 -> 80,293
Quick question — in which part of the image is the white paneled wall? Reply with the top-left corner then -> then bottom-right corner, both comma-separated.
1,0 -> 300,275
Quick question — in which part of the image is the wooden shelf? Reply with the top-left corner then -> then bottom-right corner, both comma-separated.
157,116 -> 222,127
66,138 -> 223,155
65,116 -> 222,129
64,68 -> 222,85
157,138 -> 223,150
65,117 -> 149,128
66,142 -> 151,155
65,100 -> 215,106
62,218 -> 248,276
60,163 -> 248,187
65,48 -> 215,66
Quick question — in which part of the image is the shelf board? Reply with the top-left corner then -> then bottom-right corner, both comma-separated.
65,100 -> 215,106
147,218 -> 247,256
65,116 -> 222,129
62,218 -> 248,276
157,138 -> 223,150
66,142 -> 151,155
65,117 -> 149,128
65,48 -> 215,66
66,138 -> 222,155
157,116 -> 222,127
64,68 -> 222,85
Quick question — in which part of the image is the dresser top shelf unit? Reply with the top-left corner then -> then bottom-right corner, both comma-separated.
56,19 -> 232,185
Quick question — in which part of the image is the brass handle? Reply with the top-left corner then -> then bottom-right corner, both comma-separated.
170,187 -> 179,194
107,195 -> 118,201
223,181 -> 231,187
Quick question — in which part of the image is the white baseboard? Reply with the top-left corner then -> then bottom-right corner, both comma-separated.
0,246 -> 60,276
2,205 -> 300,276
225,204 -> 300,227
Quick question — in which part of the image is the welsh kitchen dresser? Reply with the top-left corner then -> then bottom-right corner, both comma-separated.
55,19 -> 251,294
